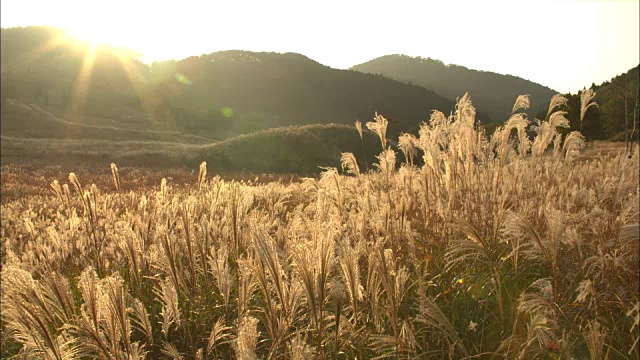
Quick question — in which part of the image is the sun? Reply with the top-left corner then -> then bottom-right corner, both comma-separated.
63,23 -> 174,64
42,25 -> 156,125
64,24 -> 125,49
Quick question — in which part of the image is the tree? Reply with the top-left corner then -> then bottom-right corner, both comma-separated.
630,81 -> 640,156
615,77 -> 635,155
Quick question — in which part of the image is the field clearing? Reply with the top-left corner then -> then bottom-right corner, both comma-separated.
1,123 -> 386,175
0,162 -> 300,204
1,96 -> 638,359
0,141 -> 628,204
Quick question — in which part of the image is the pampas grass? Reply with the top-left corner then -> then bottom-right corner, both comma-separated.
340,152 -> 360,179
197,161 -> 207,190
580,87 -> 599,132
110,163 -> 120,191
367,112 -> 389,151
2,92 -> 637,359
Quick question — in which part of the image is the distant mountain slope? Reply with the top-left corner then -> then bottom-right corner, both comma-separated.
1,27 -> 484,144
351,54 -> 557,122
0,100 -> 216,144
144,51 -> 483,138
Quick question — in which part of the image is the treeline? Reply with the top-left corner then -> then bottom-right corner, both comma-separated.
563,66 -> 639,141
525,66 -> 639,141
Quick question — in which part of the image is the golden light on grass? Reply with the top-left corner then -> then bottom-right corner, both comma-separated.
1,92 -> 638,359
110,163 -> 120,191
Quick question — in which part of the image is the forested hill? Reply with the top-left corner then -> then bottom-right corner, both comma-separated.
1,26 -> 477,142
559,65 -> 639,141
351,54 -> 557,122
145,51 -> 476,138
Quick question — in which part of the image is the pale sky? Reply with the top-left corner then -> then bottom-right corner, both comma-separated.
1,0 -> 638,93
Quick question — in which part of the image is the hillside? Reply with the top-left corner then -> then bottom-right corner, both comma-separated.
128,51 -> 480,138
351,54 -> 557,122
553,65 -> 639,141
0,100 -> 216,144
0,27 -> 476,145
1,124 -> 383,174
585,65 -> 639,140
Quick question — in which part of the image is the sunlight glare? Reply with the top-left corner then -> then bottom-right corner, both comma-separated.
65,23 -> 123,49
2,0 -> 638,92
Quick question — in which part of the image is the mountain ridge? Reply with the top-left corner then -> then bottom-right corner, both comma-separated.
351,54 -> 558,122
1,27 -> 480,143
1,26 -> 636,172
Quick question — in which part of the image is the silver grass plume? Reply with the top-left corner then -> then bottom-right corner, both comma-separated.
208,245 -> 232,309
50,179 -> 63,201
197,161 -> 207,190
531,111 -> 570,157
455,92 -> 476,126
375,148 -> 396,181
549,111 -> 570,129
553,133 -> 563,157
62,183 -> 71,203
160,177 -> 168,198
130,298 -> 153,345
366,112 -> 388,150
338,241 -> 363,322
505,113 -> 531,157
429,110 -> 449,128
237,257 -> 257,318
575,279 -> 596,304
340,152 -> 360,178
563,131 -> 586,160
110,163 -> 120,191
233,316 -> 259,360
2,265 -> 80,360
154,278 -> 181,337
289,335 -> 316,360
161,342 -> 183,360
547,94 -> 568,118
512,94 -> 531,114
398,133 -> 418,166
580,87 -> 598,123
330,279 -> 346,346
355,119 -> 369,172
68,172 -> 82,195
207,318 -> 232,357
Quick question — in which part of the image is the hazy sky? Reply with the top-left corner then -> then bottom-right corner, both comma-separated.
2,0 -> 638,93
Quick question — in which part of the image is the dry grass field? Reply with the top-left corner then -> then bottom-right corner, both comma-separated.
0,163 -> 300,205
1,94 -> 638,359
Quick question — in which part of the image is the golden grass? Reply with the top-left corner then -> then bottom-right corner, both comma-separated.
1,93 -> 638,359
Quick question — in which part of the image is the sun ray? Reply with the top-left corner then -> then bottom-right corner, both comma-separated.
64,47 -> 98,130
10,29 -> 87,70
116,54 -> 158,121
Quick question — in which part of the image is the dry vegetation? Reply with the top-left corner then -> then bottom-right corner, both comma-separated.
0,163 -> 300,204
1,93 -> 638,359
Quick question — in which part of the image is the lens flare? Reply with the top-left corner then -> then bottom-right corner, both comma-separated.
221,106 -> 234,118
174,73 -> 192,85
